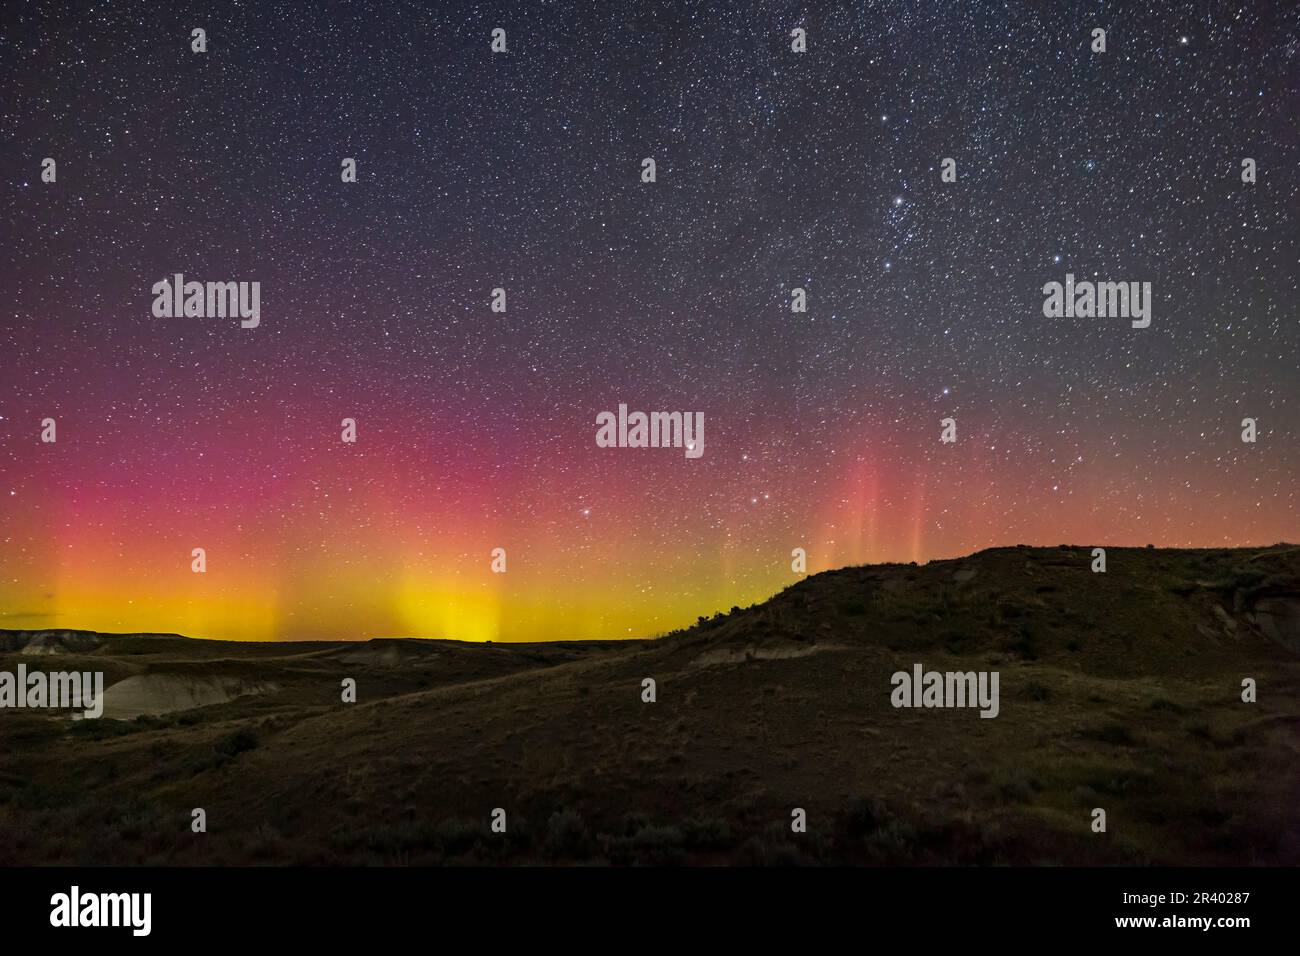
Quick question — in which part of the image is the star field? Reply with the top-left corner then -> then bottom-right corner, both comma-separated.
1,1 -> 1297,641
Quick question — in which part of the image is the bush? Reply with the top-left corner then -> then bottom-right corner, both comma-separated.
682,816 -> 735,851
437,818 -> 484,856
866,818 -> 919,861
1085,723 -> 1135,746
1006,633 -> 1038,660
625,825 -> 686,865
997,769 -> 1042,803
742,824 -> 807,866
215,729 -> 258,757
544,809 -> 593,859
842,796 -> 890,837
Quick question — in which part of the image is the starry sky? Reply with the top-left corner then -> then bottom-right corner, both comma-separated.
2,1 -> 1297,642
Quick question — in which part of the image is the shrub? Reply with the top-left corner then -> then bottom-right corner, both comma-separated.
215,729 -> 258,757
742,824 -> 808,866
544,809 -> 593,859
866,818 -> 919,861
1085,723 -> 1135,746
998,769 -> 1042,803
842,796 -> 890,837
626,825 -> 686,865
682,816 -> 735,851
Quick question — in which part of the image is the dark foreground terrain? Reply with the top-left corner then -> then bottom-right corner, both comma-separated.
2,544 -> 1298,866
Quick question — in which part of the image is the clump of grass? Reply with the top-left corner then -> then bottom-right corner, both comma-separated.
1025,681 -> 1051,702
842,796 -> 890,837
544,809 -> 594,859
742,822 -> 809,866
328,820 -> 443,855
609,825 -> 686,865
1006,630 -> 1038,660
838,797 -> 920,861
996,601 -> 1026,620
866,817 -> 920,861
1083,723 -> 1135,746
215,728 -> 258,757
681,816 -> 735,851
620,812 -> 650,836
997,768 -> 1043,803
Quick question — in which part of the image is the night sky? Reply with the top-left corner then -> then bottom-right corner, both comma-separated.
2,1 -> 1297,642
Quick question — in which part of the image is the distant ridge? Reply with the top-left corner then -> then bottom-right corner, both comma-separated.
0,629 -> 186,654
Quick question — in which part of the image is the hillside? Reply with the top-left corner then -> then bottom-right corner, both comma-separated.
1,544 -> 1298,865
